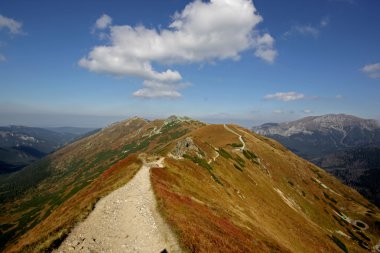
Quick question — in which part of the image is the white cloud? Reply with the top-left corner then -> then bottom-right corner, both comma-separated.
361,63 -> 380,79
0,54 -> 6,62
320,17 -> 330,27
0,14 -> 24,61
284,25 -> 317,38
293,25 -> 319,37
95,14 -> 112,30
80,0 -> 277,98
303,109 -> 313,113
264,92 -> 305,101
253,33 -> 277,63
133,80 -> 189,98
0,14 -> 23,34
284,17 -> 330,39
273,109 -> 285,114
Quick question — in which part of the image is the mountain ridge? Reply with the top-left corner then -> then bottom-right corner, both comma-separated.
0,125 -> 97,174
1,116 -> 379,253
252,114 -> 380,208
252,114 -> 380,158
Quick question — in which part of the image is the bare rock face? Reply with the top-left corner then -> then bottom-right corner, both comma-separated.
170,137 -> 200,158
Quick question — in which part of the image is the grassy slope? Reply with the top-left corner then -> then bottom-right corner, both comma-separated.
151,124 -> 380,253
1,117 -> 201,252
1,119 -> 379,253
9,155 -> 142,253
0,118 -> 149,252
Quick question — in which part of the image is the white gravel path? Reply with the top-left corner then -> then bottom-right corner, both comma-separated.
223,124 -> 246,150
55,157 -> 180,253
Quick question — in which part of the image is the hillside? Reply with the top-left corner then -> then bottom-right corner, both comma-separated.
315,145 -> 380,207
252,114 -> 380,208
0,126 -> 96,174
1,116 -> 379,253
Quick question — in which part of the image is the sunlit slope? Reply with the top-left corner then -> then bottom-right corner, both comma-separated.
1,117 -> 379,253
0,116 -> 203,252
152,124 -> 380,253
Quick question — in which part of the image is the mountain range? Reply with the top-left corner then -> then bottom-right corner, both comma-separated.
253,114 -> 380,207
1,116 -> 379,252
0,126 -> 97,174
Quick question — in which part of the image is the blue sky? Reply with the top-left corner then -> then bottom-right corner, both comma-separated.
0,0 -> 379,127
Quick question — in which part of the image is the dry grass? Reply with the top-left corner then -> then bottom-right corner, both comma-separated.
151,124 -> 380,253
5,155 -> 141,253
2,119 -> 380,253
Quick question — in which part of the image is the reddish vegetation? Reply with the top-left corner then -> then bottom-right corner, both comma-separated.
3,119 -> 380,253
100,154 -> 138,179
152,167 -> 291,253
6,155 -> 141,253
151,124 -> 380,253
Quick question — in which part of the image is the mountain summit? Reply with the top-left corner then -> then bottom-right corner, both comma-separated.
1,116 -> 379,252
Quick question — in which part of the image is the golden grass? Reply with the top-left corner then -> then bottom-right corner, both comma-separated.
3,120 -> 379,253
151,124 -> 380,253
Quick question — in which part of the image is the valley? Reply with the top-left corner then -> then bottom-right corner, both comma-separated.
0,126 -> 97,174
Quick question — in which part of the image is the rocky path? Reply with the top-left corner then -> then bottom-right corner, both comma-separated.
56,157 -> 180,253
224,124 -> 246,150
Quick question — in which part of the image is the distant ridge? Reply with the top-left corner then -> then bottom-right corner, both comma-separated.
0,126 -> 96,174
253,113 -> 380,207
252,114 -> 380,158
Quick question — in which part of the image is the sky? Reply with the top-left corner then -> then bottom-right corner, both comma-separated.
0,0 -> 379,127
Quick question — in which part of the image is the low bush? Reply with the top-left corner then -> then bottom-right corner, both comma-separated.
330,235 -> 348,253
217,148 -> 232,159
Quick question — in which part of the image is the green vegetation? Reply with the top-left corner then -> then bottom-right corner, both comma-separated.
234,155 -> 245,167
356,231 -> 370,241
161,120 -> 180,133
330,235 -> 348,253
234,164 -> 243,172
122,138 -> 152,155
158,129 -> 188,143
183,154 -> 212,172
243,150 -> 257,159
346,228 -> 368,248
323,192 -> 338,204
183,154 -> 223,185
0,224 -> 14,231
0,158 -> 52,203
309,167 -> 323,178
93,150 -> 118,164
333,215 -> 346,226
229,143 -> 243,148
217,148 -> 232,159
243,150 -> 259,164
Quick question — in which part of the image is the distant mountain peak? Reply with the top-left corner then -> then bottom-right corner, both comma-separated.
253,114 -> 380,138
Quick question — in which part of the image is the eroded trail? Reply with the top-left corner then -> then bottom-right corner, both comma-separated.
224,124 -> 246,150
56,157 -> 180,253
